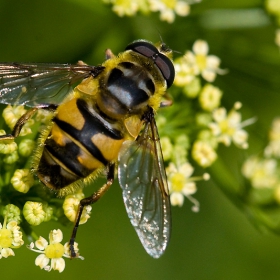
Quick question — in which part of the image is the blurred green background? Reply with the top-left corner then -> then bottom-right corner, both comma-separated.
1,0 -> 280,279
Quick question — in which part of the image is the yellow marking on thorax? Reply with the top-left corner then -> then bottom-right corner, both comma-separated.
124,116 -> 143,139
91,133 -> 124,162
56,98 -> 85,130
76,76 -> 99,96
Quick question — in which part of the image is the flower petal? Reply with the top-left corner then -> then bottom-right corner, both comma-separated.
51,258 -> 65,273
193,40 -> 209,55
182,182 -> 197,196
49,229 -> 63,244
35,253 -> 50,269
170,192 -> 184,207
178,162 -> 194,178
35,236 -> 48,250
1,248 -> 15,258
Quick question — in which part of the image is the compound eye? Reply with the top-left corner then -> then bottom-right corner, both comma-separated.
154,54 -> 175,88
126,41 -> 159,58
126,41 -> 175,88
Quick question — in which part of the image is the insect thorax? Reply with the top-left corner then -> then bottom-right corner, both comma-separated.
96,50 -> 167,119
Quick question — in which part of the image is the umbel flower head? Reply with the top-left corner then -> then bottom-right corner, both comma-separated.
28,229 -> 83,272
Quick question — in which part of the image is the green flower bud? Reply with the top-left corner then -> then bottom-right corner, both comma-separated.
18,139 -> 36,157
3,151 -> 19,164
0,130 -> 17,154
2,204 -> 21,224
11,169 -> 34,193
23,202 -> 46,226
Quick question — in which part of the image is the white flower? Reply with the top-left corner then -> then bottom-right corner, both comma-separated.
209,102 -> 254,149
189,40 -> 226,82
28,229 -> 83,273
0,213 -> 24,259
242,156 -> 278,189
149,0 -> 190,23
167,162 -> 209,210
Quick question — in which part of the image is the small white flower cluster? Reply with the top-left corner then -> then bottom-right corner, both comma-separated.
103,0 -> 194,23
242,117 -> 280,204
0,205 -> 84,272
174,40 -> 253,168
0,105 -> 90,271
163,40 -> 254,209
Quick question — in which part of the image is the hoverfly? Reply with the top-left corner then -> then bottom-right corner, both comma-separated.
0,40 -> 175,258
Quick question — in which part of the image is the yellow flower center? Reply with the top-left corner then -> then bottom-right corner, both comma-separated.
0,228 -> 13,248
219,119 -> 235,135
171,173 -> 186,192
162,0 -> 176,9
195,54 -> 207,71
45,243 -> 65,259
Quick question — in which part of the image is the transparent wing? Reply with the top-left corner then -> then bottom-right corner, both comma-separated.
0,63 -> 103,107
118,113 -> 171,258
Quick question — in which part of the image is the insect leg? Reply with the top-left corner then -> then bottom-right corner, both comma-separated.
69,163 -> 115,258
160,92 -> 173,108
105,49 -> 115,60
0,108 -> 38,140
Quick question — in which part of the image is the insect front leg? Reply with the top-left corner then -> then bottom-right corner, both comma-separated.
105,49 -> 115,60
69,163 -> 115,258
160,92 -> 173,108
0,108 -> 38,140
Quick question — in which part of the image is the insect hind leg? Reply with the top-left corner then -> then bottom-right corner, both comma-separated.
69,163 -> 115,258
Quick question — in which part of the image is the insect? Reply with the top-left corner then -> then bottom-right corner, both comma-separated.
0,40 -> 175,258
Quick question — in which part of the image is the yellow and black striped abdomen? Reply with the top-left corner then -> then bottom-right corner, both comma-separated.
37,97 -> 125,193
